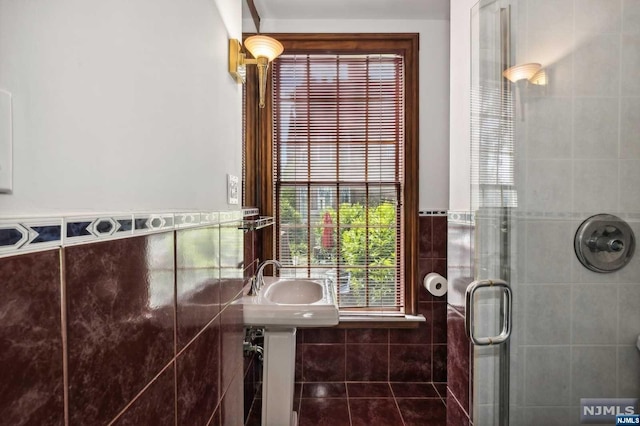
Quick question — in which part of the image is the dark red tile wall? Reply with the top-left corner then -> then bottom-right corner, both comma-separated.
113,365 -> 176,425
176,226 -> 221,350
0,224 -> 247,426
65,234 -> 176,424
0,249 -> 64,425
292,214 -> 448,386
242,214 -> 450,424
446,307 -> 471,424
446,216 -> 474,424
241,226 -> 261,423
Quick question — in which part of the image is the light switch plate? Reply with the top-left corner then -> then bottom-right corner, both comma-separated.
227,174 -> 239,205
0,89 -> 12,193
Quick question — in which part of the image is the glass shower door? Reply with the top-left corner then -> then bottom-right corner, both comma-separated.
469,1 -> 518,425
471,0 -> 640,425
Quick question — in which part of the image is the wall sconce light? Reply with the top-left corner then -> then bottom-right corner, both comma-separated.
229,35 -> 284,108
502,62 -> 547,86
528,68 -> 547,86
502,63 -> 548,121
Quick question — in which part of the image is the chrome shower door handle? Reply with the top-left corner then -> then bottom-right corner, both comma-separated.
465,279 -> 512,346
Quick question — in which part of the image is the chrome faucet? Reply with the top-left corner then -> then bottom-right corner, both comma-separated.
250,259 -> 282,295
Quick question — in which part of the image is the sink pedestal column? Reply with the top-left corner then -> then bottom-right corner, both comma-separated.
262,327 -> 298,426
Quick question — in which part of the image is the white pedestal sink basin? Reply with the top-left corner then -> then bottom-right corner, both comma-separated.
237,276 -> 339,426
240,277 -> 339,327
264,278 -> 324,304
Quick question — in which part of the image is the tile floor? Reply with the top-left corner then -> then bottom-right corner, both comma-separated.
245,382 -> 447,426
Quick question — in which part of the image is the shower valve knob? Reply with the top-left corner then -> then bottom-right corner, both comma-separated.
575,214 -> 635,273
588,236 -> 624,253
608,239 -> 624,252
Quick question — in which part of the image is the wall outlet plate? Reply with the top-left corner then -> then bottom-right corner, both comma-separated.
227,174 -> 239,205
0,89 -> 12,193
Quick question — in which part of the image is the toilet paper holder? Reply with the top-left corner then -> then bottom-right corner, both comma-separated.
423,272 -> 448,297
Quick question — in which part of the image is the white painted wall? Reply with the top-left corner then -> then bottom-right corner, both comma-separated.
0,0 -> 243,215
246,18 -> 451,210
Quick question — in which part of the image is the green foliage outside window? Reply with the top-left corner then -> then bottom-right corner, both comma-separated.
336,202 -> 397,306
279,188 -> 398,307
279,187 -> 308,259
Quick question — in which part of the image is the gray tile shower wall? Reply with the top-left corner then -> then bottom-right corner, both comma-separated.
0,215 -> 247,426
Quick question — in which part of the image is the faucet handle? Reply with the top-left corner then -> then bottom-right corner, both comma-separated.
248,275 -> 259,296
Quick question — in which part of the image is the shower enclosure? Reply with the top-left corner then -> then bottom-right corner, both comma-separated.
467,0 -> 640,424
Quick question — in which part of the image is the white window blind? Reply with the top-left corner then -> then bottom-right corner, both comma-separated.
272,54 -> 405,312
471,84 -> 517,209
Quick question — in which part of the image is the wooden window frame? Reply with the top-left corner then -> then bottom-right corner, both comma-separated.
244,33 -> 419,316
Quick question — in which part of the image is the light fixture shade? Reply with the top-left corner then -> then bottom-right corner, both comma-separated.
503,63 -> 542,83
529,68 -> 548,85
244,35 -> 284,62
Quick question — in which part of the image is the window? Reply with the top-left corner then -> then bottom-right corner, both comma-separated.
471,85 -> 516,209
245,34 -> 419,316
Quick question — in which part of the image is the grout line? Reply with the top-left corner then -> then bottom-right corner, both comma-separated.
175,308 -> 224,360
295,381 -> 302,414
173,232 -> 179,426
205,400 -> 222,426
344,331 -> 347,383
59,248 -> 70,426
216,314 -> 222,422
214,366 -> 244,425
617,0 -> 623,215
387,324 -> 391,382
615,284 -> 621,397
569,6 -> 576,411
389,382 -> 407,426
448,386 -> 471,420
106,304 -> 226,423
569,282 -> 575,405
468,331 -> 473,419
107,361 -> 175,425
345,381 -> 353,426
245,388 -> 260,426
430,301 -> 434,382
432,382 -> 445,402
615,0 -> 624,402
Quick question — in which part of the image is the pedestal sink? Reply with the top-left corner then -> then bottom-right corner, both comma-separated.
237,277 -> 339,426
241,277 -> 339,327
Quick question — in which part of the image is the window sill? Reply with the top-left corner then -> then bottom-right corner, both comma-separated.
334,314 -> 426,329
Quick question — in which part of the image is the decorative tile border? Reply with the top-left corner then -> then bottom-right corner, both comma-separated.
64,215 -> 134,245
17,208 -> 632,257
448,211 -> 474,224
0,209 -> 249,257
419,210 -> 448,217
0,218 -> 63,255
515,210 -> 640,222
243,208 -> 259,217
240,216 -> 274,231
449,210 -> 640,225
